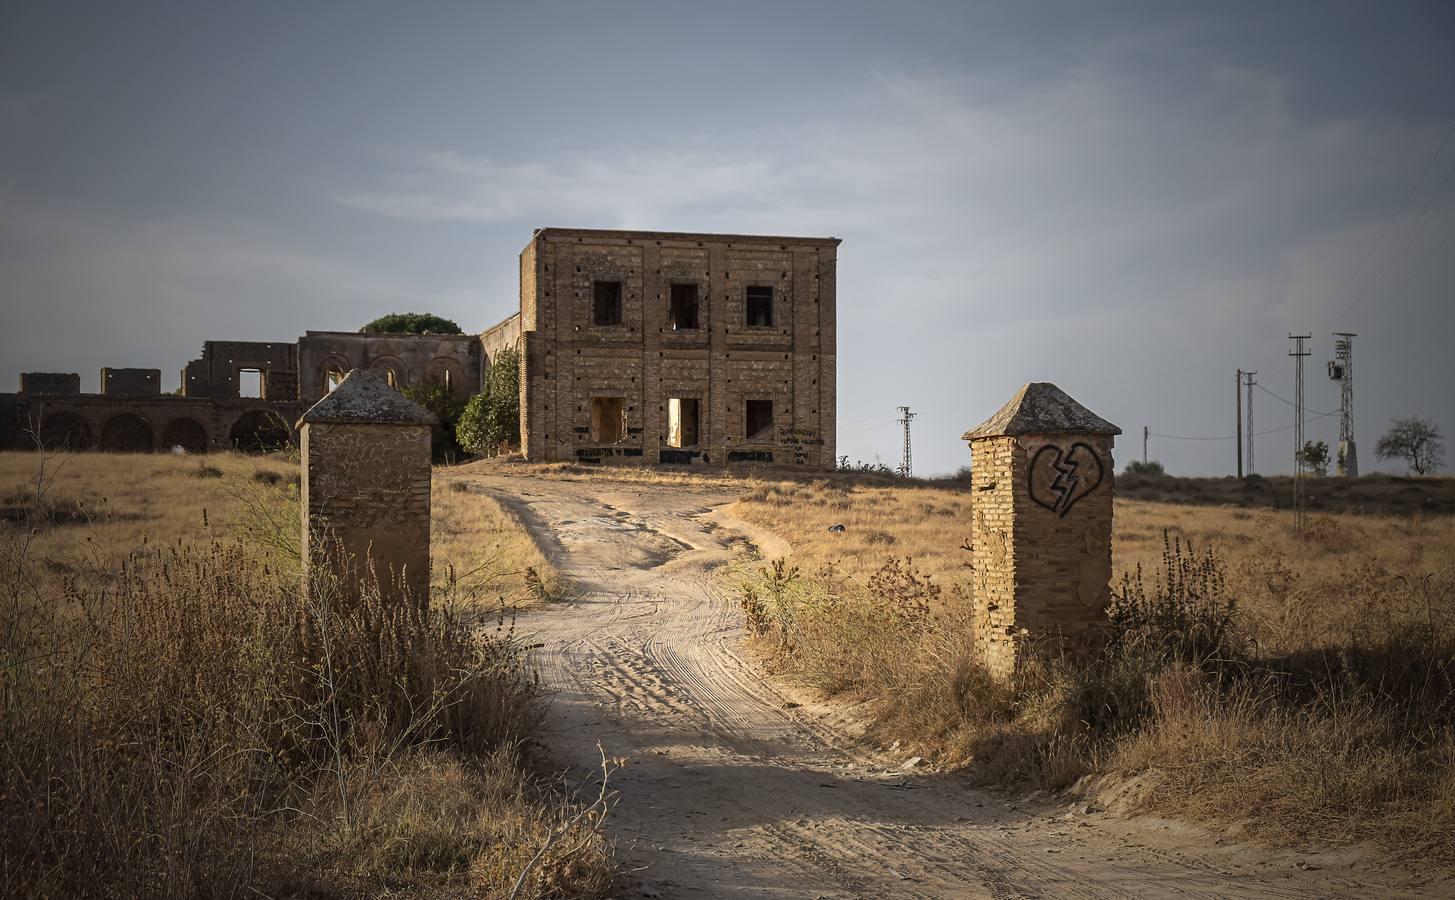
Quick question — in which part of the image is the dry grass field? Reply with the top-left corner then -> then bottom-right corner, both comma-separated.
0,450 -> 557,606
0,450 -> 608,898
725,470 -> 1455,867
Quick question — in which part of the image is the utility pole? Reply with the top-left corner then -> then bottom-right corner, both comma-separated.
1329,333 -> 1358,477
897,406 -> 916,478
1289,334 -> 1311,530
1236,368 -> 1243,478
1243,370 -> 1257,475
1143,425 -> 1149,465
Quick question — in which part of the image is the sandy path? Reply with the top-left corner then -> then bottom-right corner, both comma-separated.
456,472 -> 1424,899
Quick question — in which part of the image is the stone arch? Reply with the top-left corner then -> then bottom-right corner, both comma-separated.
229,409 -> 292,453
424,357 -> 468,399
318,354 -> 350,394
369,356 -> 408,391
162,417 -> 209,453
100,413 -> 154,453
37,411 -> 94,451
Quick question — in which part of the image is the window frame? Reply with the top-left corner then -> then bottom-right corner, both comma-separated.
744,398 -> 774,441
745,285 -> 774,328
592,280 -> 624,327
669,283 -> 700,331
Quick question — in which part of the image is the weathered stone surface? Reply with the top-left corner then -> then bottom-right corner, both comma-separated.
966,385 -> 1117,680
963,382 -> 1121,440
297,368 -> 436,427
300,410 -> 432,609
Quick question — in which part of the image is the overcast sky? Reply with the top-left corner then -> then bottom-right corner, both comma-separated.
3,1 -> 1453,475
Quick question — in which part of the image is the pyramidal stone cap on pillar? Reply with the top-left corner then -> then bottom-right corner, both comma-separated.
962,382 -> 1120,440
296,368 -> 438,428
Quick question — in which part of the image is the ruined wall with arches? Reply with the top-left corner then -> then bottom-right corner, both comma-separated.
296,331 -> 482,403
3,329 -> 484,453
7,394 -> 303,453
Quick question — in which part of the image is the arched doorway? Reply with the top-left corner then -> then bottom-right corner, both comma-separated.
369,357 -> 407,391
162,418 -> 209,453
318,355 -> 350,395
229,410 -> 292,453
425,357 -> 468,399
100,414 -> 154,452
36,411 -> 94,450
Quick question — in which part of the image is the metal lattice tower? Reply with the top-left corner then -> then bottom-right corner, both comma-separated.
1242,370 -> 1257,475
1289,334 -> 1311,529
897,406 -> 915,478
1329,333 -> 1358,477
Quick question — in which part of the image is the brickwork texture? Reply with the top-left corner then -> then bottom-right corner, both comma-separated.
516,228 -> 838,468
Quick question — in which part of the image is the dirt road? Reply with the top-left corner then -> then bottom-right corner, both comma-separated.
457,471 -> 1423,899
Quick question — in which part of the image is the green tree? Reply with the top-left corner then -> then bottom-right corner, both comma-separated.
361,312 -> 463,335
1376,416 -> 1445,475
1123,459 -> 1166,476
457,346 -> 521,457
1299,440 -> 1330,477
402,382 -> 467,462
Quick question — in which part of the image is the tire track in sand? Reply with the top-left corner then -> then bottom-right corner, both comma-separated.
464,473 -> 1411,900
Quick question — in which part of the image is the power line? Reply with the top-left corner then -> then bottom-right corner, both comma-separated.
1346,159 -> 1455,315
1148,408 -> 1338,442
838,418 -> 897,440
1339,118 -> 1455,314
1254,382 -> 1337,417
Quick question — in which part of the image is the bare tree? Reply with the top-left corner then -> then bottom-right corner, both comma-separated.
1375,416 -> 1445,475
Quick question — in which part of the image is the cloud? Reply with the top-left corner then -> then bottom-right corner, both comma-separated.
0,193 -> 423,391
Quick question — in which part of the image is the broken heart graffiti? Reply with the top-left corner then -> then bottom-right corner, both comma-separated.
1028,442 -> 1105,517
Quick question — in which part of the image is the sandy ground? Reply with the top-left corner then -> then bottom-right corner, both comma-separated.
453,471 -> 1435,900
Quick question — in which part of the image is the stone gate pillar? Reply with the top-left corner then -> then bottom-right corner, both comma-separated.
297,369 -> 436,608
962,383 -> 1120,679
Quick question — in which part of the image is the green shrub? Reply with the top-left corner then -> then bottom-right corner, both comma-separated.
361,312 -> 463,335
457,346 -> 520,457
403,382 -> 467,462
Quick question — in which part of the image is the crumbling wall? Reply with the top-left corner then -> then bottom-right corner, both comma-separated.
480,312 -> 522,366
298,332 -> 482,403
182,341 -> 299,399
3,393 -> 303,453
100,368 -> 161,396
19,373 -> 80,395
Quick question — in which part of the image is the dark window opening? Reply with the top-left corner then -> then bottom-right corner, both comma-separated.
668,398 -> 700,448
670,283 -> 699,330
746,286 -> 773,327
745,399 -> 774,440
590,397 -> 627,443
593,281 -> 623,326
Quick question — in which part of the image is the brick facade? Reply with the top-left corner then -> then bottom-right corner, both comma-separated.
965,384 -> 1120,679
517,228 -> 838,468
299,370 -> 435,608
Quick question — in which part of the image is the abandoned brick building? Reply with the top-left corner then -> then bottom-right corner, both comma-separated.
3,227 -> 839,469
501,227 -> 839,467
